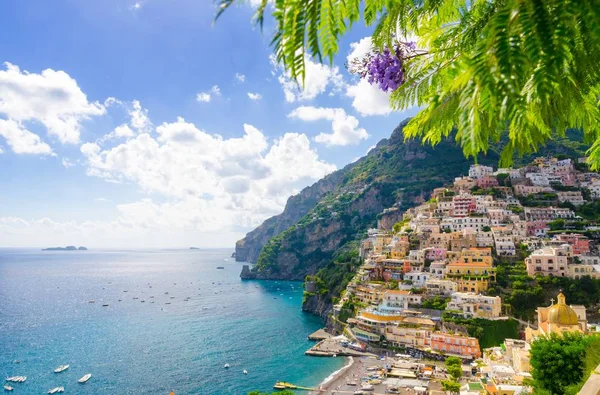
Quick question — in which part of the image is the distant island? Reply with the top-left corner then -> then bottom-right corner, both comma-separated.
42,246 -> 88,251
189,247 -> 200,250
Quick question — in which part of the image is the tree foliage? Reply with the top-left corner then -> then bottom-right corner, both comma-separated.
529,333 -> 600,395
218,0 -> 600,168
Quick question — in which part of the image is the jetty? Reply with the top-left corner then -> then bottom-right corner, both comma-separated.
305,338 -> 375,357
307,328 -> 331,341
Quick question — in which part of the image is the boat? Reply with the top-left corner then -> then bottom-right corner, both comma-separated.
54,364 -> 69,373
102,304 -> 109,307
3,386 -> 13,392
273,382 -> 297,390
78,373 -> 92,383
224,363 -> 230,369
48,387 -> 64,394
243,370 -> 248,375
5,377 -> 26,383
216,266 -> 225,269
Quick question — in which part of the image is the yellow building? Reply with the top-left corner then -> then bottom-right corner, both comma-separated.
390,236 -> 410,259
385,316 -> 436,348
373,234 -> 393,254
354,284 -> 385,306
525,292 -> 587,342
445,249 -> 496,292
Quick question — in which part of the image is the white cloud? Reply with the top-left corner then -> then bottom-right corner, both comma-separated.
235,73 -> 245,83
113,124 -> 135,138
0,119 -> 54,155
347,36 -> 374,63
196,92 -> 211,103
0,62 -> 105,144
94,197 -> 111,202
346,78 -> 394,116
247,92 -> 262,101
288,106 -> 369,146
62,158 -> 75,168
129,100 -> 151,133
131,1 -> 143,10
272,55 -> 345,102
196,86 -> 221,103
80,120 -> 336,233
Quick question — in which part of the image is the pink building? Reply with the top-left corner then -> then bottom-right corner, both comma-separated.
452,195 -> 477,217
526,221 -> 550,237
425,248 -> 447,261
477,175 -> 499,189
555,233 -> 591,255
525,246 -> 571,277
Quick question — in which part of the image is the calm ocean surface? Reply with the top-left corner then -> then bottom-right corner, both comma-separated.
0,248 -> 345,394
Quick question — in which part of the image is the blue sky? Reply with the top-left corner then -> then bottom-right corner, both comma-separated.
0,0 -> 417,248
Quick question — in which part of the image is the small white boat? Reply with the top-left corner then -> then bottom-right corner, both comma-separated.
3,386 -> 13,392
332,354 -> 337,358
243,370 -> 248,375
224,363 -> 230,369
5,377 -> 26,383
54,364 -> 69,373
78,373 -> 92,383
48,387 -> 65,394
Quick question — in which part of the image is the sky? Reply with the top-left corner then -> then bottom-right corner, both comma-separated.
0,0 -> 418,248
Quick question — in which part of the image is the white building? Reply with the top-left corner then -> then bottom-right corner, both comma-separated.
557,191 -> 585,206
446,292 -> 502,318
403,271 -> 431,287
450,216 -> 490,232
380,290 -> 423,311
469,164 -> 494,179
425,278 -> 457,296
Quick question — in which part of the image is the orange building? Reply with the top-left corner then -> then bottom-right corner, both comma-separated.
430,332 -> 481,359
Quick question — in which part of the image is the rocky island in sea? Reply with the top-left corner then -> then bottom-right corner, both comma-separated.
42,246 -> 88,251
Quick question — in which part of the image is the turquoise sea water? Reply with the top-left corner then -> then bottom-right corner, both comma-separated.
0,248 -> 345,394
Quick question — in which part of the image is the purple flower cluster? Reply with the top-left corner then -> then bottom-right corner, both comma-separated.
347,41 -> 416,92
366,47 -> 405,92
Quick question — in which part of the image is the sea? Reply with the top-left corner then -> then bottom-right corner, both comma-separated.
0,248 -> 346,394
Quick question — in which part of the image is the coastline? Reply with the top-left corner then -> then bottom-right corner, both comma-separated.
309,356 -> 354,394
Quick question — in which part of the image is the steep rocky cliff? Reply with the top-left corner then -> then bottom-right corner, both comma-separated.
235,167 -> 347,263
237,119 -> 588,318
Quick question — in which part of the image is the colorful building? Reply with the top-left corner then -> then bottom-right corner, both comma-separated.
525,245 -> 571,277
430,332 -> 481,359
525,292 -> 587,342
446,292 -> 502,318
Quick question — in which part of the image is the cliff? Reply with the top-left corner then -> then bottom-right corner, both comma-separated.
235,169 -> 347,263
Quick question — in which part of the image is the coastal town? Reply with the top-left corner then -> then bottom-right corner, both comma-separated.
301,157 -> 600,394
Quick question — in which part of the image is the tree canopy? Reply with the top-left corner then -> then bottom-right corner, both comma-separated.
529,332 -> 600,394
217,0 -> 600,168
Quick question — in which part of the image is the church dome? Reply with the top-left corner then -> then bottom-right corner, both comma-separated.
547,293 -> 579,326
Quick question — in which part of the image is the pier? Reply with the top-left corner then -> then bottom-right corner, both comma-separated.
307,328 -> 332,341
305,338 -> 375,358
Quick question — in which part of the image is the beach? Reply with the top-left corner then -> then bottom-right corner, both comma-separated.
309,354 -> 445,395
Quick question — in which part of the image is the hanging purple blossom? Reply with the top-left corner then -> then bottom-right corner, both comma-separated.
348,41 -> 417,92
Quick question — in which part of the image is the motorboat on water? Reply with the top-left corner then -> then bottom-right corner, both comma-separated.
5,376 -> 26,383
78,373 -> 92,383
273,382 -> 297,390
54,364 -> 69,373
224,363 -> 230,369
48,387 -> 65,394
243,370 -> 248,375
3,386 -> 13,392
